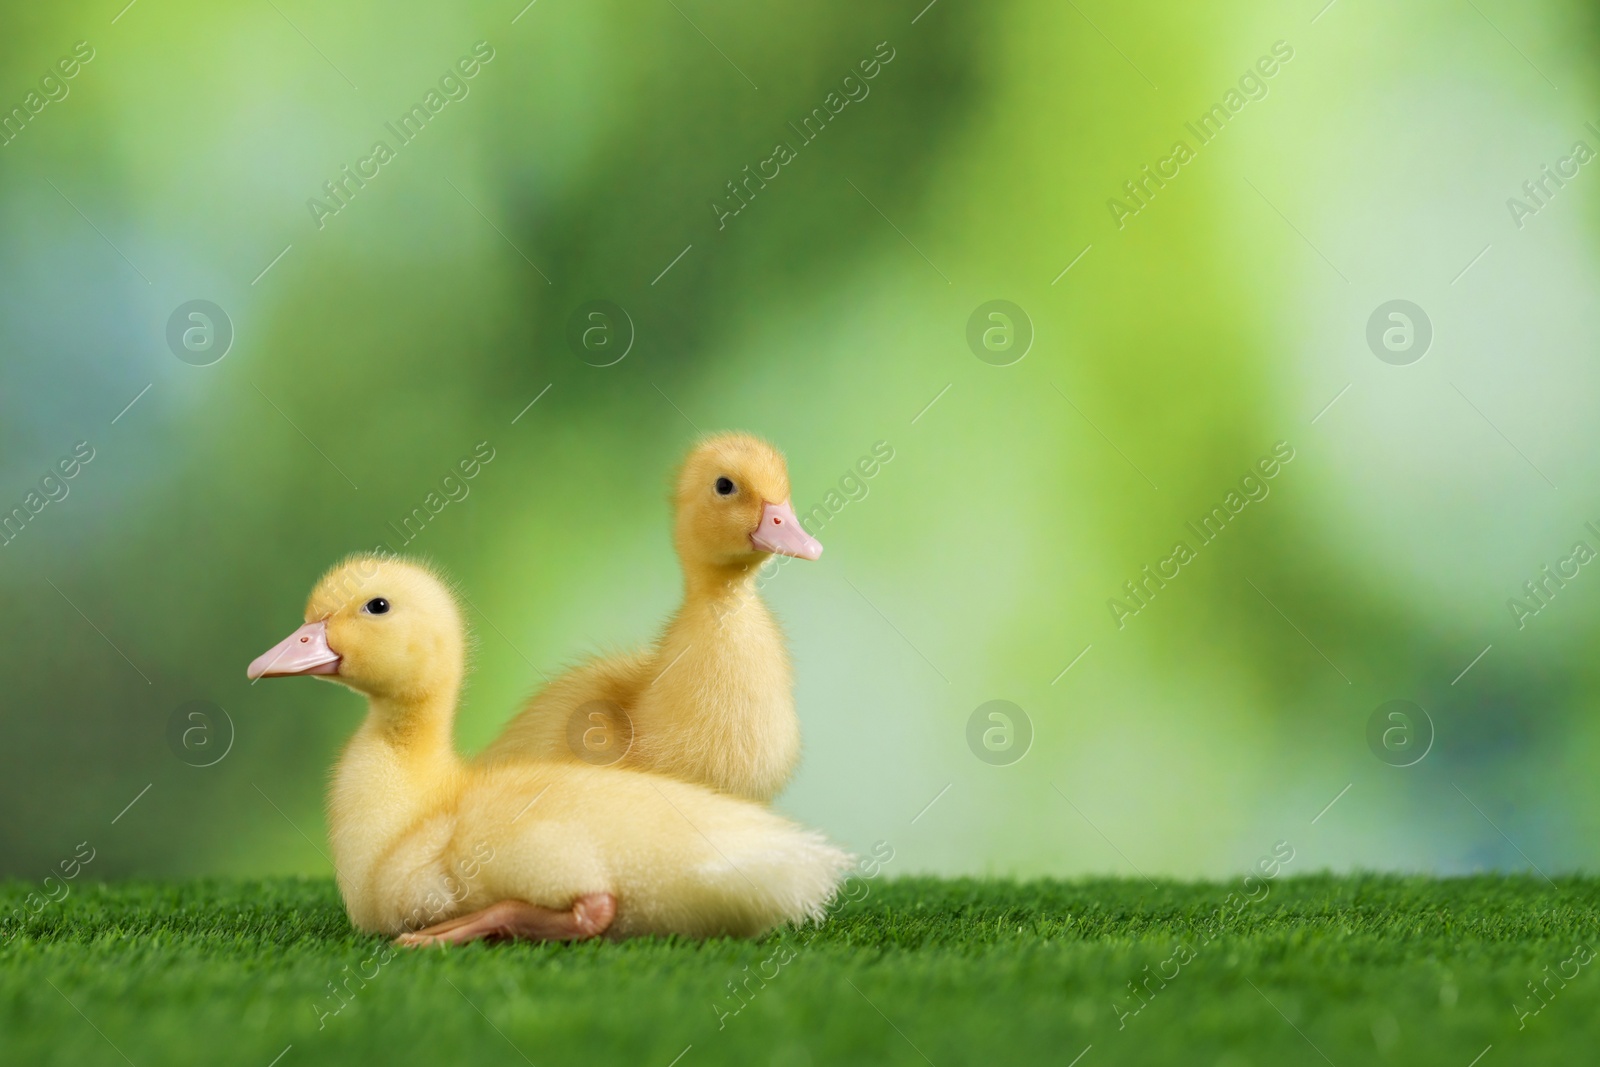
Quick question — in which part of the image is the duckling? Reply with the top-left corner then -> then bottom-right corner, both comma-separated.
247,555 -> 849,945
482,432 -> 822,802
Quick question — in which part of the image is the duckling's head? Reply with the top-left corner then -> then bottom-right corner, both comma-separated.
673,432 -> 823,569
247,556 -> 465,705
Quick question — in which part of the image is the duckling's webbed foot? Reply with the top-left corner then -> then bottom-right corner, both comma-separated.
395,893 -> 616,947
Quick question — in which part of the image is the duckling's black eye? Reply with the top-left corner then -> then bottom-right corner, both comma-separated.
363,597 -> 390,615
714,477 -> 735,496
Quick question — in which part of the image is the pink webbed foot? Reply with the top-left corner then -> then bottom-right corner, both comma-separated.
395,893 -> 617,947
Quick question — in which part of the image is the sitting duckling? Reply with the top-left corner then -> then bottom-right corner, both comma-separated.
482,432 -> 822,802
248,555 -> 848,944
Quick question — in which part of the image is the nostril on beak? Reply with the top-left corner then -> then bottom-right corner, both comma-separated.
773,517 -> 782,525
300,636 -> 309,643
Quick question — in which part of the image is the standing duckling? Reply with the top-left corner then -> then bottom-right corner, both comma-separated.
482,432 -> 822,802
248,555 -> 848,944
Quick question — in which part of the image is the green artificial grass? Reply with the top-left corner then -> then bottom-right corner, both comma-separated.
3,874 -> 1597,1066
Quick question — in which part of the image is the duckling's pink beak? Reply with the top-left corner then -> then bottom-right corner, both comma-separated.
247,620 -> 341,680
750,501 -> 823,560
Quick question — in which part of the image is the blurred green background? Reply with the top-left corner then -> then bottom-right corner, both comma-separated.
2,0 -> 1597,884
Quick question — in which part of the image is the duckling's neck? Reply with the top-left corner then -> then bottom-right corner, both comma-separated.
642,555 -> 796,800
682,560 -> 762,606
365,693 -> 461,761
327,692 -> 464,904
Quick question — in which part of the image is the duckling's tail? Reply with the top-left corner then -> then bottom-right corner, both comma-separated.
604,772 -> 854,938
680,819 -> 855,936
